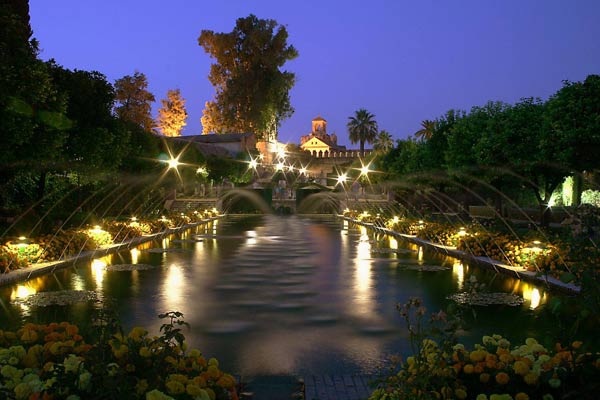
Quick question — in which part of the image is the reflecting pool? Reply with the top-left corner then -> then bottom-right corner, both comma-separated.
0,215 -> 556,375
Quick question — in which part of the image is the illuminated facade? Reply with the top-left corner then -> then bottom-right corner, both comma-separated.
300,116 -> 346,157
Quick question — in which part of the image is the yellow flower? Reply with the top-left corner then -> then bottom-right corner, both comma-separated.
128,327 -> 147,342
523,372 -> 538,385
513,360 -> 530,376
495,372 -> 510,385
20,329 -> 38,343
136,379 -> 149,395
515,393 -> 529,400
463,364 -> 474,374
470,350 -> 486,363
476,395 -> 488,400
216,374 -> 236,389
455,388 -> 467,399
186,384 -> 202,396
145,389 -> 175,400
139,347 -> 151,358
165,380 -> 185,395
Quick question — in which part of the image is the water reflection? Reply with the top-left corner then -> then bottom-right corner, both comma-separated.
162,264 -> 186,312
353,228 -> 373,317
131,248 -> 140,264
91,257 -> 108,289
521,283 -> 544,310
453,261 -> 465,290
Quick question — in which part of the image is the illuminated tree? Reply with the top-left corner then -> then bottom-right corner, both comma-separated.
347,109 -> 378,155
198,14 -> 298,140
156,89 -> 187,137
114,71 -> 155,131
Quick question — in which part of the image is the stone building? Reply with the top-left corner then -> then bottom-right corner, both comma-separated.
300,116 -> 346,157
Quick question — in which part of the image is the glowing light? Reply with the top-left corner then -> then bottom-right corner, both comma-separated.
275,162 -> 284,171
418,246 -> 424,262
131,216 -> 137,222
212,207 -> 218,213
337,173 -> 347,185
393,216 -> 400,223
360,165 -> 370,176
389,237 -> 398,250
299,167 -> 307,175
458,227 -> 467,237
18,236 -> 26,241
249,159 -> 258,169
277,148 -> 286,159
167,157 -> 180,169
196,166 -> 208,175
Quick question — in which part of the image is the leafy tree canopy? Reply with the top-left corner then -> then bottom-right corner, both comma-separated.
156,89 -> 188,137
347,108 -> 378,155
198,14 -> 298,140
114,71 -> 155,132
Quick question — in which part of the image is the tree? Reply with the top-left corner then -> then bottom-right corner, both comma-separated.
156,89 -> 187,137
198,14 -> 298,140
414,119 -> 436,141
347,109 -> 378,156
374,130 -> 394,154
114,71 -> 155,131
546,75 -> 600,206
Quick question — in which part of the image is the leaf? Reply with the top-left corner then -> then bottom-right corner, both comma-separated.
560,272 -> 576,283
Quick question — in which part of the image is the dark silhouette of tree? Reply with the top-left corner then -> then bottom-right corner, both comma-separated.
414,119 -> 436,141
347,109 -> 378,156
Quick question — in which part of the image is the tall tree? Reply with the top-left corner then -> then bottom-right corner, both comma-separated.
198,14 -> 298,140
347,108 -> 378,155
374,130 -> 394,154
156,89 -> 187,137
114,71 -> 155,131
414,119 -> 436,141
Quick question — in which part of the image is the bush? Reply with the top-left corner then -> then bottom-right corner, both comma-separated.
0,312 -> 238,400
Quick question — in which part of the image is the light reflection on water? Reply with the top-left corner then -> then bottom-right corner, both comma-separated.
0,215 -> 555,376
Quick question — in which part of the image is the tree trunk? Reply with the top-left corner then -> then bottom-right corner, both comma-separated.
360,140 -> 365,156
36,170 -> 47,202
572,173 -> 583,207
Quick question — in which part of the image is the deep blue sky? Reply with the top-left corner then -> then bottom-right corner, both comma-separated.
30,0 -> 600,147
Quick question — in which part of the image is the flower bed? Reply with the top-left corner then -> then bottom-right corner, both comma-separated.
1,210 -> 220,274
0,312 -> 237,400
369,298 -> 600,400
343,211 -> 600,284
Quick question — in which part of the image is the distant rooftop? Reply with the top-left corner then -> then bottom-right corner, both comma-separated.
312,116 -> 326,122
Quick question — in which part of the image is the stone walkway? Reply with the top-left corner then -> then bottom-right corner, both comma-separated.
304,375 -> 373,400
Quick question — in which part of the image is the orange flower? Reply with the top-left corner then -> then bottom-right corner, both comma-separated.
495,372 -> 510,385
463,364 -> 474,374
479,373 -> 490,383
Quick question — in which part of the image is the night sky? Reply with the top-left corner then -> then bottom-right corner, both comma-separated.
29,0 -> 600,147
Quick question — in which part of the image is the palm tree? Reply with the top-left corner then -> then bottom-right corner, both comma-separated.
414,119 -> 436,141
374,130 -> 394,154
347,109 -> 378,155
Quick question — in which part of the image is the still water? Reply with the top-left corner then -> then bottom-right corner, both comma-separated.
0,215 -> 551,375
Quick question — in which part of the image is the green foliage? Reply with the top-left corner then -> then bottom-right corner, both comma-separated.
198,14 -> 298,140
114,71 -> 156,132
